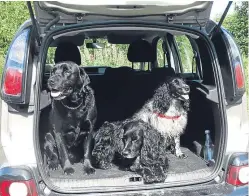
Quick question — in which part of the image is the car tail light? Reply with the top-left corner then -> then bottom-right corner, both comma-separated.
223,29 -> 245,93
0,28 -> 31,104
0,179 -> 38,196
226,153 -> 248,186
226,165 -> 249,186
234,62 -> 244,89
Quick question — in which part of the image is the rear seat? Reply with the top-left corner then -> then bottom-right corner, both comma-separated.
93,39 -> 176,127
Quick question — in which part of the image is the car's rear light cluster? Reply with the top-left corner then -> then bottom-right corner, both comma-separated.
223,29 -> 245,92
1,28 -> 30,104
234,62 -> 244,89
0,179 -> 38,196
226,153 -> 248,186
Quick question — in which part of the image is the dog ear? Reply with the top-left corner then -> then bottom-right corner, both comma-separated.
153,83 -> 171,113
79,67 -> 90,89
140,124 -> 164,166
115,128 -> 125,154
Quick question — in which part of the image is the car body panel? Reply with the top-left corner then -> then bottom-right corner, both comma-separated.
34,1 -> 213,30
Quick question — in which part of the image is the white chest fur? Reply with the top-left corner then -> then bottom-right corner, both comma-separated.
137,100 -> 187,138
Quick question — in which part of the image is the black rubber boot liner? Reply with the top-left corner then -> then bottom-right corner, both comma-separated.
48,148 -> 211,188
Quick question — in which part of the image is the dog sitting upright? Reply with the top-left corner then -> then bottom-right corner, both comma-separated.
45,61 -> 97,175
134,77 -> 190,158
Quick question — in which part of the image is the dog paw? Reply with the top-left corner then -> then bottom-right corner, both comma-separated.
176,153 -> 188,159
142,168 -> 156,184
64,167 -> 75,175
63,159 -> 75,175
99,161 -> 113,170
83,166 -> 95,175
48,160 -> 59,171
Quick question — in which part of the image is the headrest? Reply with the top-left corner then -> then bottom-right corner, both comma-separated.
127,40 -> 156,62
54,42 -> 81,65
151,67 -> 175,76
104,67 -> 133,78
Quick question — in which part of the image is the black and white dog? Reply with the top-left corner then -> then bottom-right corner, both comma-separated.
134,77 -> 190,158
44,61 -> 97,175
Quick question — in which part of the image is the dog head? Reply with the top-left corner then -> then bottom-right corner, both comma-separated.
153,77 -> 190,112
47,61 -> 90,100
121,120 -> 165,166
121,121 -> 144,159
167,77 -> 190,101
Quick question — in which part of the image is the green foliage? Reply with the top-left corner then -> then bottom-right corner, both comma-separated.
218,2 -> 248,55
0,2 -> 29,55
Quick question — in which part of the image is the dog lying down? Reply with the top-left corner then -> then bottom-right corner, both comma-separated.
44,61 -> 97,175
92,120 -> 168,184
134,76 -> 190,159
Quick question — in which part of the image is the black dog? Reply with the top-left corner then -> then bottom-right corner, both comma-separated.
92,120 -> 168,184
121,120 -> 168,184
92,121 -> 125,170
44,61 -> 97,175
134,77 -> 190,158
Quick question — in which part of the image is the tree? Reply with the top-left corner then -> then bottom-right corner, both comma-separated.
0,2 -> 29,55
220,2 -> 248,55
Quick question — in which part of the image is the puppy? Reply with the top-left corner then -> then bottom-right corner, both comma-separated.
121,120 -> 168,184
134,77 -> 190,158
45,61 -> 97,175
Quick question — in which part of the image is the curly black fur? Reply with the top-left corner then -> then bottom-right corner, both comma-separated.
92,121 -> 125,169
122,120 -> 168,184
92,119 -> 169,184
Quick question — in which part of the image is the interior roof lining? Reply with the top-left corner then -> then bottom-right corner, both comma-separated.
52,27 -> 200,41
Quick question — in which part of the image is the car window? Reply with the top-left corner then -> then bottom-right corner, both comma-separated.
157,38 -> 168,68
45,39 -> 131,68
81,39 -> 130,67
174,35 -> 197,73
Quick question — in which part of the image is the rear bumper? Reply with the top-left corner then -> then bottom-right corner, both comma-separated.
0,166 -> 247,196
226,186 -> 248,196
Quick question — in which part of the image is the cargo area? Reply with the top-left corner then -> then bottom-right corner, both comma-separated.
38,27 -> 224,189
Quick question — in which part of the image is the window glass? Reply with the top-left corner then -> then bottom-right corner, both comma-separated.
157,38 -> 168,67
175,35 -> 197,73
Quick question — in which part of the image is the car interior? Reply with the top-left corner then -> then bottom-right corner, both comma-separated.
39,29 -> 223,187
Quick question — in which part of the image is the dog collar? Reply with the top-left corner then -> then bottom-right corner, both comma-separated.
154,112 -> 181,120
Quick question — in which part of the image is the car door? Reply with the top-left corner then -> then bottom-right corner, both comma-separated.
206,20 -> 249,154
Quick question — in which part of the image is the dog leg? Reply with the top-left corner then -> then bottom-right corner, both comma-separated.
153,164 -> 166,183
44,133 -> 60,170
141,167 -> 157,184
83,127 -> 95,175
174,135 -> 187,159
54,132 -> 75,175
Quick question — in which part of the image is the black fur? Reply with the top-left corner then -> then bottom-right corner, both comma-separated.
91,121 -> 126,169
92,120 -> 168,184
122,120 -> 168,184
44,61 -> 97,175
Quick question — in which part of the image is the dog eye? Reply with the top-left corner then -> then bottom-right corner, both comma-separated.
174,79 -> 180,85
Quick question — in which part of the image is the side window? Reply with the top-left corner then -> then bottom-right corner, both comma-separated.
174,35 -> 197,73
157,38 -> 168,68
